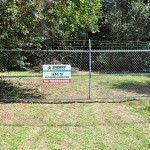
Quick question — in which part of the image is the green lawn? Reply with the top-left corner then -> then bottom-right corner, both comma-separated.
0,71 -> 150,149
125,99 -> 150,120
0,71 -> 150,100
0,99 -> 150,150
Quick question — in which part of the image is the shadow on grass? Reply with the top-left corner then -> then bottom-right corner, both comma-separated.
0,77 -> 44,101
113,80 -> 150,96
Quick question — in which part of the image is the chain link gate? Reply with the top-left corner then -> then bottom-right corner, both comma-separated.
0,40 -> 150,102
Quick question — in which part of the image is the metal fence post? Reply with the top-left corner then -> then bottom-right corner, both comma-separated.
89,39 -> 92,100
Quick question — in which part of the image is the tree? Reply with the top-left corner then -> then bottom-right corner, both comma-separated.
90,0 -> 150,72
102,0 -> 150,41
0,0 -> 102,70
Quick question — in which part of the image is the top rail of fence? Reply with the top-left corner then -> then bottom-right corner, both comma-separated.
1,49 -> 150,52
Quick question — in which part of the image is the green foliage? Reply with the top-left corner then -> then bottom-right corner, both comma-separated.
40,0 -> 102,41
0,0 -> 102,71
93,52 -> 150,72
0,0 -> 150,72
0,0 -> 102,48
0,51 -> 30,71
103,0 -> 150,41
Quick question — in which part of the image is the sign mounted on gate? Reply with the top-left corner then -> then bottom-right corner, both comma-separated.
43,65 -> 71,83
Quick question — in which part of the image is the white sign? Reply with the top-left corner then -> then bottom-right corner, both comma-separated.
43,65 -> 71,83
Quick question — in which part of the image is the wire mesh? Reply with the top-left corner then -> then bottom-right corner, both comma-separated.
0,50 -> 89,101
0,40 -> 150,101
91,51 -> 150,99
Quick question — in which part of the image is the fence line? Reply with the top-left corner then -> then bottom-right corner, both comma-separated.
0,39 -> 150,101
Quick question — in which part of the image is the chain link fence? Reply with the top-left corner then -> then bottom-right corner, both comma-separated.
0,40 -> 150,102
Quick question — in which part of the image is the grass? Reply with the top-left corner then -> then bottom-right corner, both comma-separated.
0,71 -> 150,100
0,71 -> 150,149
125,99 -> 150,120
0,126 -> 28,150
0,100 -> 150,150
